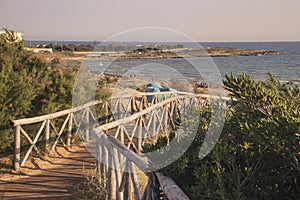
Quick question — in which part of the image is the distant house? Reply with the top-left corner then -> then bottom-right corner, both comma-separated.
0,30 -> 23,43
25,47 -> 53,53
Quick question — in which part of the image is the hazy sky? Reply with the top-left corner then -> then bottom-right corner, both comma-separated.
0,0 -> 299,42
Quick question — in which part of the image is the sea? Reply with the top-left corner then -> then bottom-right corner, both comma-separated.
27,41 -> 300,83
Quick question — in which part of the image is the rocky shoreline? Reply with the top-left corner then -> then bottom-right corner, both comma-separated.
35,47 -> 281,62
195,47 -> 280,57
118,47 -> 280,60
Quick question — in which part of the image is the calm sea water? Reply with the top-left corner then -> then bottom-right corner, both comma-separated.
201,42 -> 300,82
28,41 -> 300,82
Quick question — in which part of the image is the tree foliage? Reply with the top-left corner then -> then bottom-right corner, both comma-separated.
0,29 -> 77,151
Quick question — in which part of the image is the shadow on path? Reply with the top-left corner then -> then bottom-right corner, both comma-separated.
0,145 -> 95,200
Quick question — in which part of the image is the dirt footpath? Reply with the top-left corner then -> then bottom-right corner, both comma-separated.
0,145 -> 95,200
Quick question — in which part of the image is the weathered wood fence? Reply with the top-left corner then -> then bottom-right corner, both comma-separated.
12,90 -> 230,199
94,133 -> 190,200
91,92 -> 231,199
92,92 -> 194,200
12,91 -> 180,171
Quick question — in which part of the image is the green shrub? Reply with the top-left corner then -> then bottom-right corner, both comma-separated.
0,29 -> 77,151
150,73 -> 299,199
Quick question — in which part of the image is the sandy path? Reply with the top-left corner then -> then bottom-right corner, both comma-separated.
0,145 -> 95,200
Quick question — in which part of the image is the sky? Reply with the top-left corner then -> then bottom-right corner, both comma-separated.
0,0 -> 299,42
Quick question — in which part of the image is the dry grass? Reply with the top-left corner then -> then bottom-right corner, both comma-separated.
72,169 -> 106,200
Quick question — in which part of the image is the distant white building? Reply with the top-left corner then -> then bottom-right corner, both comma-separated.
25,47 -> 53,53
0,30 -> 23,43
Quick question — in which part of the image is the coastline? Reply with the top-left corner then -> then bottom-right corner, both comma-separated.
33,47 -> 281,62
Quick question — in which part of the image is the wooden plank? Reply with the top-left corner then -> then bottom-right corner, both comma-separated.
119,160 -> 129,193
93,97 -> 177,133
20,127 -> 39,153
114,125 -> 121,138
152,110 -> 157,137
153,108 -> 165,136
102,142 -> 108,175
45,119 -> 50,151
146,111 -> 154,136
67,113 -> 73,146
120,125 -> 124,145
72,115 -> 83,136
107,145 -> 116,200
122,126 -> 138,153
88,106 -> 97,122
51,114 -> 70,151
123,161 -> 130,200
95,139 -> 100,173
13,100 -> 101,126
129,162 -> 141,200
112,147 -> 123,200
126,119 -> 139,150
21,120 -> 46,166
164,104 -> 168,132
156,172 -> 189,200
137,118 -> 143,151
85,107 -> 90,142
141,118 -> 150,139
105,101 -> 109,124
98,134 -> 149,172
142,173 -> 157,200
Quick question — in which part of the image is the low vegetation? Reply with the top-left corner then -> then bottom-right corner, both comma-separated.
145,73 -> 299,199
72,169 -> 106,200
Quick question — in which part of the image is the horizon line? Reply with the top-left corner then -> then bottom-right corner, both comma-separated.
24,39 -> 300,43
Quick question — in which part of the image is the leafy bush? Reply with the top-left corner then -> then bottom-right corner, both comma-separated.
150,73 -> 299,199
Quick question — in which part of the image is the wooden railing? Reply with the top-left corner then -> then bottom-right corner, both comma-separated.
11,91 -> 180,171
12,100 -> 102,171
93,94 -> 191,199
12,90 -> 230,199
94,133 -> 189,200
91,92 -> 230,199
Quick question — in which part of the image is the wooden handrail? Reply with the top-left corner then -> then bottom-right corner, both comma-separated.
12,91 -> 230,126
156,173 -> 189,200
94,132 -> 190,200
93,97 -> 177,132
12,91 -> 177,126
13,100 -> 102,126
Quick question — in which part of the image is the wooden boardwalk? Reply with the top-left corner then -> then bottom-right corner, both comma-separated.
0,145 -> 95,200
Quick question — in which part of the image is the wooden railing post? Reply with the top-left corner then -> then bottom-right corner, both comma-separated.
107,146 -> 116,200
152,111 -> 157,137
14,124 -> 21,171
138,118 -> 142,151
143,173 -> 159,200
112,147 -> 123,200
120,125 -> 124,145
67,112 -> 73,146
85,108 -> 90,142
45,119 -> 50,151
123,160 -> 132,200
164,105 -> 168,132
130,96 -> 135,115
105,102 -> 109,124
